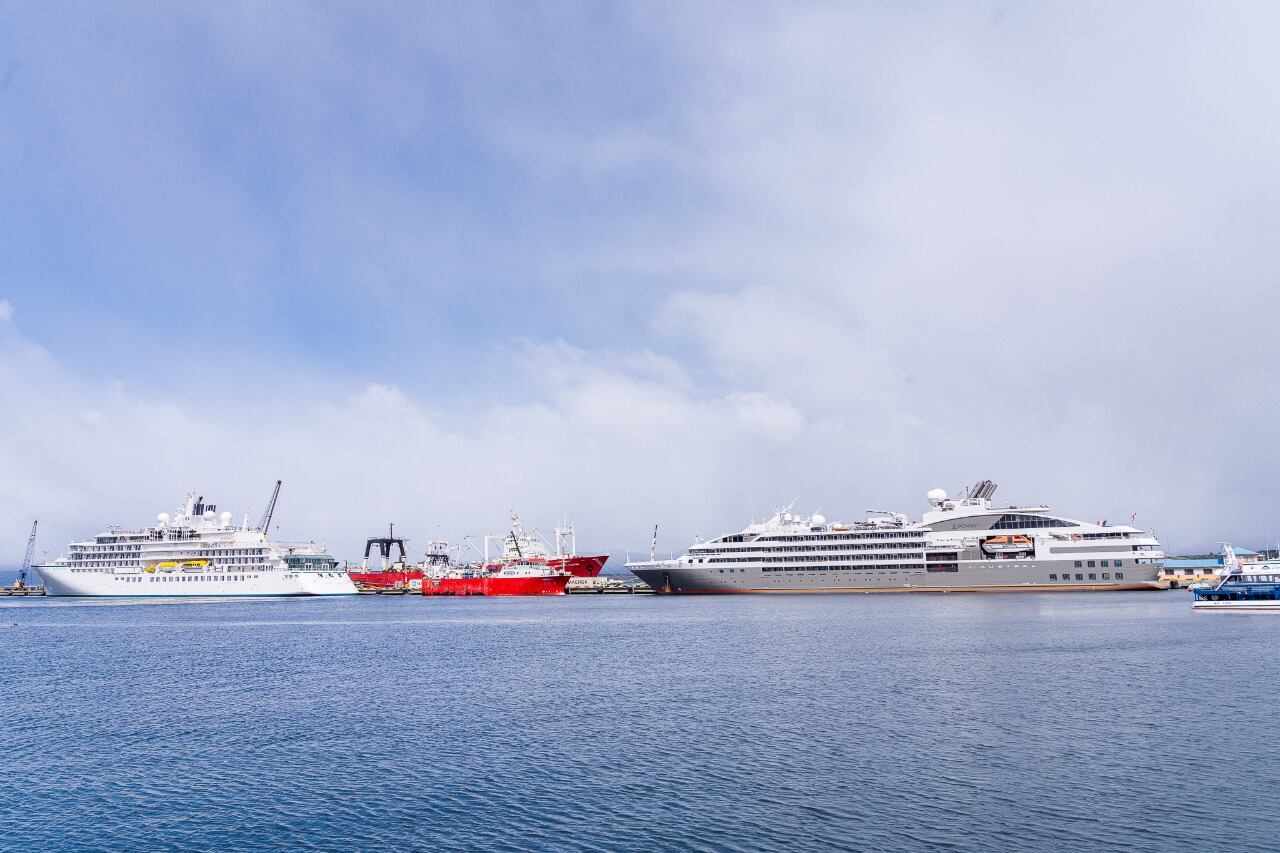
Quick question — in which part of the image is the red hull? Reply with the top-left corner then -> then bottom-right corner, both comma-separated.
349,570 -> 423,589
421,574 -> 569,596
548,555 -> 608,578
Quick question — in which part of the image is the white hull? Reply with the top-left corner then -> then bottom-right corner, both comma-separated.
629,481 -> 1165,596
37,565 -> 356,597
1192,600 -> 1280,611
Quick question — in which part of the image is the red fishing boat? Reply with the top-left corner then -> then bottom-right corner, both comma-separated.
348,514 -> 607,590
421,559 -> 570,596
347,525 -> 426,589
492,513 -> 608,578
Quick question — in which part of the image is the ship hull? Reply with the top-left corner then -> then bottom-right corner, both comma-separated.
348,570 -> 424,589
629,560 -> 1163,594
36,565 -> 357,597
421,575 -> 569,596
1192,600 -> 1280,611
550,555 -> 608,578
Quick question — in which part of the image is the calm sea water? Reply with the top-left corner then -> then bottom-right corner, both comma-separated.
1,591 -> 1273,852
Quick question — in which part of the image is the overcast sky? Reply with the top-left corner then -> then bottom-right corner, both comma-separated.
2,2 -> 1279,564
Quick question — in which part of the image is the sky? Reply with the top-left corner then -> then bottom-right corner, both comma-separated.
2,1 -> 1279,565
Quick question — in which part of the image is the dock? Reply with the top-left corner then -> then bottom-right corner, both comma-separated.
565,577 -> 655,594
1,585 -> 45,597
355,585 -> 414,595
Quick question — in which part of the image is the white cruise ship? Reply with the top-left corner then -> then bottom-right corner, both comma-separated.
36,492 -> 356,597
627,480 -> 1164,594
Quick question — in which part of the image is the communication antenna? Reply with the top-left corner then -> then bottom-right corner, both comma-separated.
650,523 -> 659,561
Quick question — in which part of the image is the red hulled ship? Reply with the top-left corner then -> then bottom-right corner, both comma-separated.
494,513 -> 607,578
421,559 -> 570,596
347,525 -> 425,589
347,514 -> 607,592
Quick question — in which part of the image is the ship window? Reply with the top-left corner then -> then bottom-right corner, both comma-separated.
1102,573 -> 1111,580
1074,561 -> 1082,568
1075,573 -> 1084,580
1049,574 -> 1057,580
1114,560 -> 1123,567
1087,561 -> 1095,568
991,514 -> 1074,529
1088,573 -> 1097,580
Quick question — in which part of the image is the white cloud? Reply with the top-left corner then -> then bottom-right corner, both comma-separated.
4,4 -> 1280,565
0,321 -> 838,565
0,300 -> 12,324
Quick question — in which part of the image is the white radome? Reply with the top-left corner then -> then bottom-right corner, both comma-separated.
927,488 -> 947,504
811,514 -> 827,526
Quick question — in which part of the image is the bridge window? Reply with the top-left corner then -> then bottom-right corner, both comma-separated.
991,514 -> 1074,529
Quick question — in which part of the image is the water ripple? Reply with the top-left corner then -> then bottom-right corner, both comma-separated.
2,593 -> 1276,851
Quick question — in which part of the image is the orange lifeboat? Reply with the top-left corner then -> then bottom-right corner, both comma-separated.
982,535 -> 1033,555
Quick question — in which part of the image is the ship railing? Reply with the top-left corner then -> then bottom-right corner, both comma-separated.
276,541 -> 324,552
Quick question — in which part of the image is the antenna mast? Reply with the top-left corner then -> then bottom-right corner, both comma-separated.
257,480 -> 282,536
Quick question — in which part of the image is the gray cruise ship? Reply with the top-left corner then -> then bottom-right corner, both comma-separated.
627,481 -> 1164,594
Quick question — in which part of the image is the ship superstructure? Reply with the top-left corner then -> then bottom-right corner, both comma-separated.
627,480 -> 1164,594
36,491 -> 356,597
491,512 -> 607,577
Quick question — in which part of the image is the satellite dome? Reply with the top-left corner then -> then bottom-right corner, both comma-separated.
156,512 -> 170,525
220,511 -> 233,526
203,509 -> 216,520
811,513 -> 827,526
927,488 -> 947,505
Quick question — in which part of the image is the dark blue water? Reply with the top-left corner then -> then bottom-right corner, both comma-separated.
1,592 -> 1274,852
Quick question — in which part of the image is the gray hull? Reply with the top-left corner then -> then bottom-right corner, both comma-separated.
630,559 -> 1163,594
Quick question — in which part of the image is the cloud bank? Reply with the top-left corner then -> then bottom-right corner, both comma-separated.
3,3 -> 1279,562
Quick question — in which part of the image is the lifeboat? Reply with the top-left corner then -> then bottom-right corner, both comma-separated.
982,535 -> 1034,555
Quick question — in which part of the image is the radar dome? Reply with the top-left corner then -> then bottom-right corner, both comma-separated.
219,511 -> 233,526
927,488 -> 947,505
203,509 -> 216,520
811,514 -> 827,526
156,512 -> 170,525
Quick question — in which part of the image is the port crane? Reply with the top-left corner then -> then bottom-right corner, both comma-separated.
257,480 -> 282,536
14,520 -> 37,589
